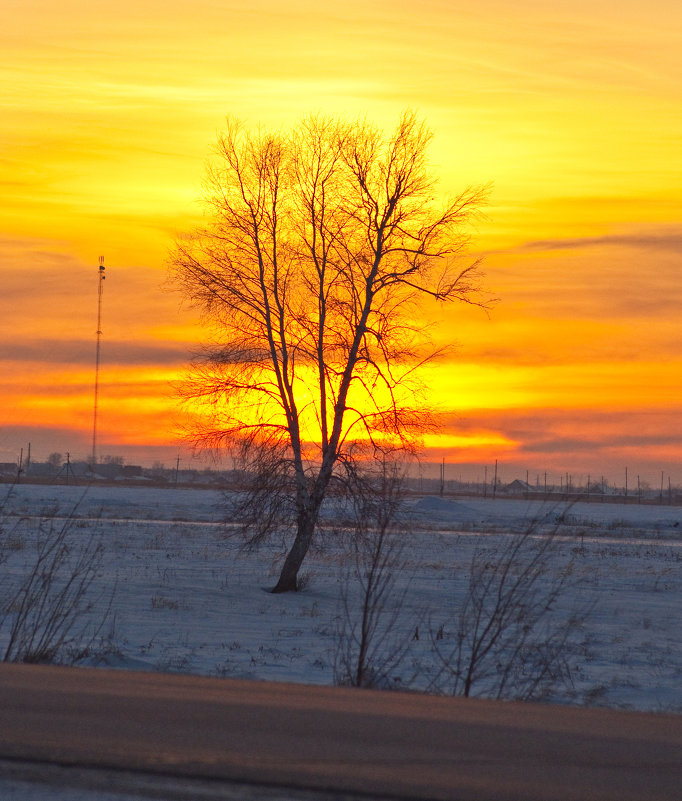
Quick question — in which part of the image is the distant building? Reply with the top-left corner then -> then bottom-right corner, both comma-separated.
506,479 -> 534,495
92,462 -> 124,480
585,481 -> 606,495
121,465 -> 143,478
25,462 -> 59,479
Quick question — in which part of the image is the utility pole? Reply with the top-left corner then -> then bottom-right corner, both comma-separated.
58,451 -> 75,486
91,257 -> 106,468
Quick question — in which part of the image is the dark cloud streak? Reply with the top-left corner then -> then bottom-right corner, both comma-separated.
443,406 -> 682,455
0,339 -> 188,367
516,229 -> 682,255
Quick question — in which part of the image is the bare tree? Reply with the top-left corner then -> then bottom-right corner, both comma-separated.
172,112 -> 488,592
47,452 -> 63,469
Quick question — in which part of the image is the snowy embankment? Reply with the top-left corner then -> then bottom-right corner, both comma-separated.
1,484 -> 680,712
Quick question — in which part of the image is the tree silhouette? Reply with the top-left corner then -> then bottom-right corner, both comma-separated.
172,112 -> 488,592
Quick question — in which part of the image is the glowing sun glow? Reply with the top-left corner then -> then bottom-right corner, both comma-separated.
2,0 -> 681,482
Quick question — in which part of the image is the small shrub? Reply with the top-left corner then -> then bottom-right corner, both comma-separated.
151,594 -> 180,610
432,516 -> 592,702
0,496 -> 112,665
334,469 -> 418,689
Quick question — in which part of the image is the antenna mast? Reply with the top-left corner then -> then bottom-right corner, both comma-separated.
91,256 -> 106,467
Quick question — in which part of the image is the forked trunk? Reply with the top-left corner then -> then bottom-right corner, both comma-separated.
272,444 -> 340,592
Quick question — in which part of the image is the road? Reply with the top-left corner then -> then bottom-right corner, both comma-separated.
0,663 -> 680,800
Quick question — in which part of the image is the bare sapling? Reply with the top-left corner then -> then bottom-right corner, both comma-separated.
333,466 -> 419,689
0,498 -> 114,664
432,513 -> 591,701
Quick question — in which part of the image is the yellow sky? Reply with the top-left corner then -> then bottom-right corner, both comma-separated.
1,0 -> 681,481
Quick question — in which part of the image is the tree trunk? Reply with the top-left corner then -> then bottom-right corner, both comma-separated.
271,515 -> 316,593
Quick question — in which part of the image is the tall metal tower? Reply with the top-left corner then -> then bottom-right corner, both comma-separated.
91,256 -> 106,467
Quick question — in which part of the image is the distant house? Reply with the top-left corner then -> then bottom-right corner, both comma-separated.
121,465 -> 143,478
506,479 -> 534,495
0,462 -> 18,478
70,461 -> 104,480
93,462 -> 124,480
585,481 -> 606,495
114,465 -> 147,481
25,462 -> 59,479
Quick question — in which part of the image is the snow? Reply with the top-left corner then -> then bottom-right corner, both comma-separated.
1,484 -> 680,714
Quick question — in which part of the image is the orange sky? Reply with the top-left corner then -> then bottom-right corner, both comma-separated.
2,0 -> 681,483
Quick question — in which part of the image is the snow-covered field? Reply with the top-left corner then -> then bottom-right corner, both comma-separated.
1,483 -> 680,713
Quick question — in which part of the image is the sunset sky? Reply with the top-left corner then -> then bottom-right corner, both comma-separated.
2,0 -> 681,484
